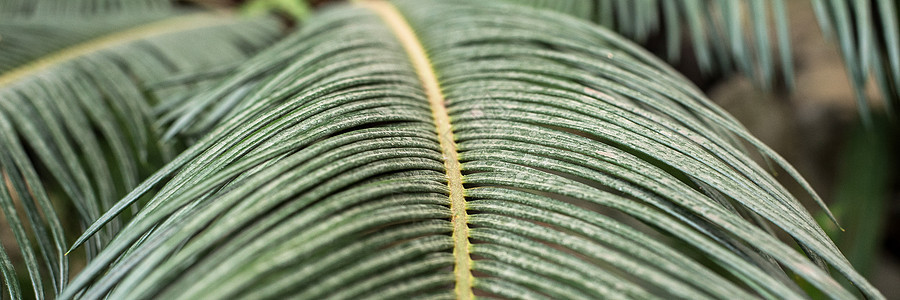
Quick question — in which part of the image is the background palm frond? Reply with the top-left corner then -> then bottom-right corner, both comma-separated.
813,0 -> 899,122
504,0 -> 900,122
0,0 -> 172,17
0,13 -> 283,298
497,0 -> 794,92
0,14 -> 175,74
0,0 -> 176,75
63,0 -> 881,299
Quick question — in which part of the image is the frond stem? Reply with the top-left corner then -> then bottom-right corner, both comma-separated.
359,1 -> 474,298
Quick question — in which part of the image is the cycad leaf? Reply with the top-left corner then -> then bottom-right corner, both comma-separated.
65,0 -> 881,299
0,12 -> 282,298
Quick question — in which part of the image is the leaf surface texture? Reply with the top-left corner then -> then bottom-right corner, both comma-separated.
48,0 -> 883,299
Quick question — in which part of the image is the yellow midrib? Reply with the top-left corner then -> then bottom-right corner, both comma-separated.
359,1 -> 473,299
0,13 -> 234,87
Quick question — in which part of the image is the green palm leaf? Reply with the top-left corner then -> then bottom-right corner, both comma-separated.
59,0 -> 881,299
0,12 -> 282,298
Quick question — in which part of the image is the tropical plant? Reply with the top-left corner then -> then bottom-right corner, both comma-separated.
0,0 -> 894,299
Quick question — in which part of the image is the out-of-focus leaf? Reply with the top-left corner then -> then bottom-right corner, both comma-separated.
813,0 -> 899,123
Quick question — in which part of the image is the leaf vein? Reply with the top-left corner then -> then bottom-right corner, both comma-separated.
360,1 -> 473,298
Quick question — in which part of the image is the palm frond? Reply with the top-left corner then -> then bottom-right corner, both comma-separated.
0,15 -> 175,74
0,0 -> 179,74
496,0 -> 794,91
0,13 -> 282,298
0,0 -> 172,17
510,0 -> 900,122
63,0 -> 881,299
813,0 -> 899,122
